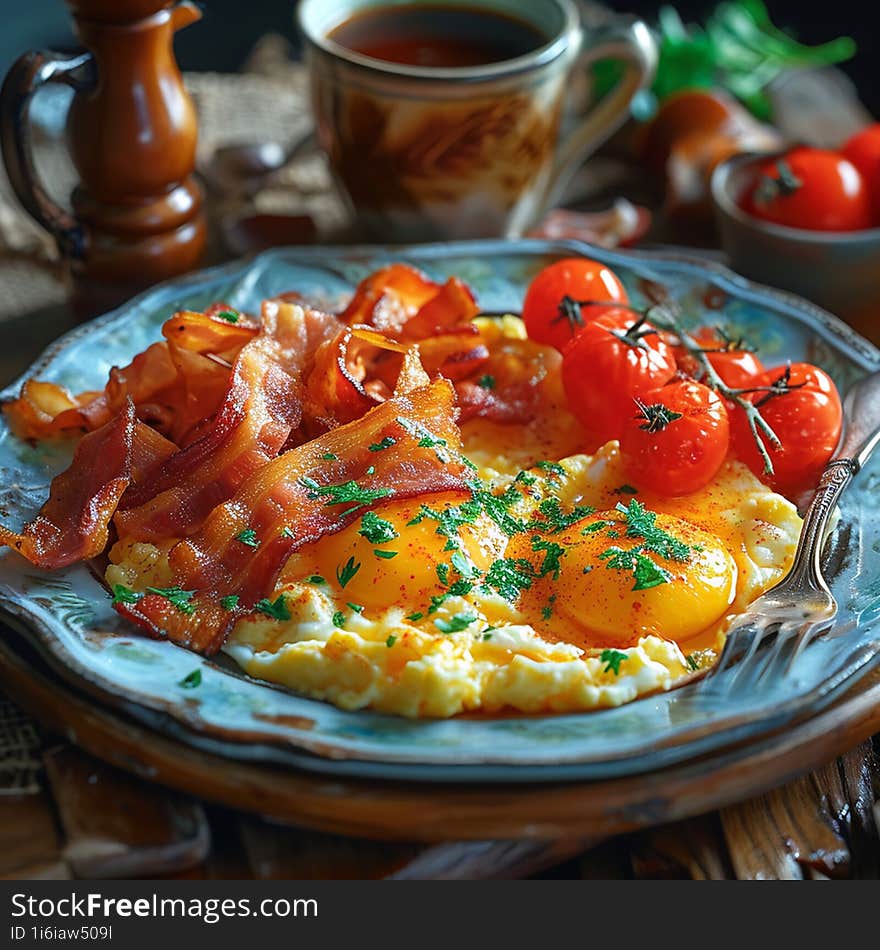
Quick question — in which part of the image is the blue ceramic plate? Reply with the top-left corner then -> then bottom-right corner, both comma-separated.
2,239 -> 879,784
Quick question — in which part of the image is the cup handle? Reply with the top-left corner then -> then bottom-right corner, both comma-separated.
538,17 -> 657,217
0,49 -> 95,259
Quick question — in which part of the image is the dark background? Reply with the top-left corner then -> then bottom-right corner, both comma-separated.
3,1 -> 879,114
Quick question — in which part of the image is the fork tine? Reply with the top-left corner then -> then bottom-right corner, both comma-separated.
780,619 -> 836,677
717,621 -> 777,690
703,620 -> 759,681
751,619 -> 806,685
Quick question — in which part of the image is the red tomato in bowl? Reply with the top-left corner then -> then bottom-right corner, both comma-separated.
842,123 -> 880,220
740,147 -> 873,232
619,379 -> 730,497
522,257 -> 628,353
729,362 -> 842,497
561,308 -> 678,444
673,326 -> 765,389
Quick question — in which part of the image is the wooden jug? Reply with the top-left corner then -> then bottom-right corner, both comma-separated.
0,0 -> 206,315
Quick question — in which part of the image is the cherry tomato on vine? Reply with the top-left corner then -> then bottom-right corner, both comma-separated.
522,257 -> 628,352
740,147 -> 873,232
561,308 -> 678,445
619,379 -> 730,497
729,362 -> 842,497
673,326 -> 765,389
842,123 -> 880,220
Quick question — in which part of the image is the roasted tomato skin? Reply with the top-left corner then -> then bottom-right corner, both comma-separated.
672,326 -> 765,390
561,309 -> 678,445
522,258 -> 628,353
729,362 -> 842,497
619,379 -> 730,497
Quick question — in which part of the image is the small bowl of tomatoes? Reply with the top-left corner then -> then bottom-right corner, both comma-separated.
711,126 -> 880,336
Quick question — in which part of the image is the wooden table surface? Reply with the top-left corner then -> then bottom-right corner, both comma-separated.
0,300 -> 878,881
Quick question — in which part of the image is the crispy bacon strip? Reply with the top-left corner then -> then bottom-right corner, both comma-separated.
115,380 -> 467,653
0,403 -> 136,567
114,301 -> 339,542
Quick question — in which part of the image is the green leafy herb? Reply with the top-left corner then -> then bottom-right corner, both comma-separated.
514,470 -> 537,487
581,520 -> 613,534
528,498 -> 595,533
255,594 -> 291,621
450,550 -> 477,579
536,460 -> 565,478
396,416 -> 449,452
685,654 -> 700,672
369,436 -> 396,452
234,528 -> 260,548
616,499 -> 691,562
542,594 -> 557,621
220,594 -> 240,610
436,563 -> 450,586
373,549 -> 398,560
332,610 -> 345,628
300,476 -> 393,512
346,602 -> 364,614
434,612 -> 477,633
307,575 -> 326,584
386,635 -> 397,648
215,309 -> 239,324
477,374 -> 496,390
598,546 -> 672,591
321,452 -> 338,461
358,510 -> 398,545
531,538 -> 566,579
600,649 -> 628,676
146,585 -> 197,615
111,584 -> 140,606
481,558 -> 534,602
408,499 -> 482,551
468,482 -> 526,537
179,669 -> 202,689
406,611 -> 423,622
336,557 -> 361,589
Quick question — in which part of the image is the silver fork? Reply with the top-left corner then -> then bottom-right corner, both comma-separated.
700,369 -> 880,690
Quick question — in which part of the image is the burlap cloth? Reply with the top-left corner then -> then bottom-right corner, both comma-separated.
0,35 -> 347,323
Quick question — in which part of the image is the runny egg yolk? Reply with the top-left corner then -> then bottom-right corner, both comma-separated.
288,491 -> 504,610
510,508 -> 737,649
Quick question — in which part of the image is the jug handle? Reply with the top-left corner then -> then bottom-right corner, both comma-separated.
0,49 -> 95,259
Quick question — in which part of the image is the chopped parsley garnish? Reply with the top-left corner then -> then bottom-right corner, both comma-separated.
322,452 -> 338,461
396,416 -> 449,453
179,669 -> 202,688
514,470 -> 537,487
481,557 -> 534,602
483,632 -> 494,641
406,611 -> 423,622
408,499 -> 482,551
235,528 -> 260,548
598,546 -> 672,591
450,550 -> 477,579
536,460 -> 565,478
220,594 -> 239,610
111,583 -> 140,605
281,526 -> 295,539
436,563 -> 450,586
300,476 -> 393,512
369,436 -> 396,452
582,520 -> 613,534
468,482 -> 526,537
477,374 -> 496,390
146,586 -> 196,614
255,594 -> 291,621
358,511 -> 398,545
215,309 -> 239,324
541,594 -> 557,621
686,654 -> 700,672
527,498 -> 595,533
386,635 -> 397,648
374,549 -> 398,559
336,556 -> 361,589
434,612 -> 477,633
531,538 -> 566,579
332,610 -> 345,628
346,602 -> 364,614
600,649 -> 628,676
616,499 -> 691,562
307,575 -> 326,584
